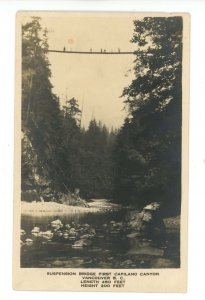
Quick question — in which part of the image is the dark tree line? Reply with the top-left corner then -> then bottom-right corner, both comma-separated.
22,17 -> 66,193
113,17 -> 182,216
61,98 -> 117,199
21,17 -> 116,199
22,16 -> 182,216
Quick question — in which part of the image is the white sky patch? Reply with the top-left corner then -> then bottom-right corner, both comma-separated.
28,13 -> 138,129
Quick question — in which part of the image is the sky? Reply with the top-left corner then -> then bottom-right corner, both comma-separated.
22,12 -> 137,129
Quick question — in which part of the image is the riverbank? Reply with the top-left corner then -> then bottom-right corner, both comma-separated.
21,201 -> 100,215
21,199 -> 121,216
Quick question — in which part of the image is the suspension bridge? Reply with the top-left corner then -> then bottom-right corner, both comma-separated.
47,49 -> 135,55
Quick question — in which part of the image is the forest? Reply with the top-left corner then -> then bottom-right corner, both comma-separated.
21,16 -> 182,217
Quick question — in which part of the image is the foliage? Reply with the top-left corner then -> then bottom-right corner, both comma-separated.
113,17 -> 182,216
79,119 -> 116,199
21,17 -> 116,199
22,17 -> 68,192
21,17 -> 183,216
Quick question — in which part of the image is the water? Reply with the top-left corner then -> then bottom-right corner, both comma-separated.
21,209 -> 126,232
20,203 -> 180,269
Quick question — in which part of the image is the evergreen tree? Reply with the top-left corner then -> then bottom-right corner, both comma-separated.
114,17 -> 182,216
77,119 -> 115,199
22,17 -> 67,192
21,17 -> 118,201
62,97 -> 82,190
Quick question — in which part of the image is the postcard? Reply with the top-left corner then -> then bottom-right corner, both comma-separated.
13,11 -> 189,292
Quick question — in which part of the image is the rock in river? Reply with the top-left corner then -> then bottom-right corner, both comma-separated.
39,230 -> 53,240
31,226 -> 40,236
126,232 -> 141,238
72,239 -> 92,248
127,202 -> 166,241
25,238 -> 33,245
51,219 -> 63,230
63,232 -> 69,239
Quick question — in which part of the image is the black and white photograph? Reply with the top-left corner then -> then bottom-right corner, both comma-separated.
13,11 -> 189,291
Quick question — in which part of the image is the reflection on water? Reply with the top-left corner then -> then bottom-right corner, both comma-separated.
21,209 -> 126,232
21,208 -> 180,269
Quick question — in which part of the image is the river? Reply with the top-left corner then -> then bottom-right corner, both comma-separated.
20,200 -> 180,269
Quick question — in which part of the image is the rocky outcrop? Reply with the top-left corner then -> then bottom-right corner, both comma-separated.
127,202 -> 166,241
21,131 -> 51,201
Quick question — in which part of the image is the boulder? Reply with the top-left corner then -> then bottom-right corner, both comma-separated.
51,219 -> 63,230
69,228 -> 77,237
63,232 -> 69,239
126,232 -> 141,238
128,211 -> 144,229
143,202 -> 161,211
127,202 -> 166,241
39,230 -> 53,240
72,239 -> 91,248
65,224 -> 71,230
31,226 -> 40,236
25,238 -> 33,245
80,234 -> 90,239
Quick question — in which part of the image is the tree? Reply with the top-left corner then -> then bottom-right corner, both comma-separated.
61,97 -> 82,190
63,98 -> 81,123
22,17 -> 68,192
114,17 -> 182,216
75,119 -> 116,199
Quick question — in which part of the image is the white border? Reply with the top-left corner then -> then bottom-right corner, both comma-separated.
0,0 -> 205,299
